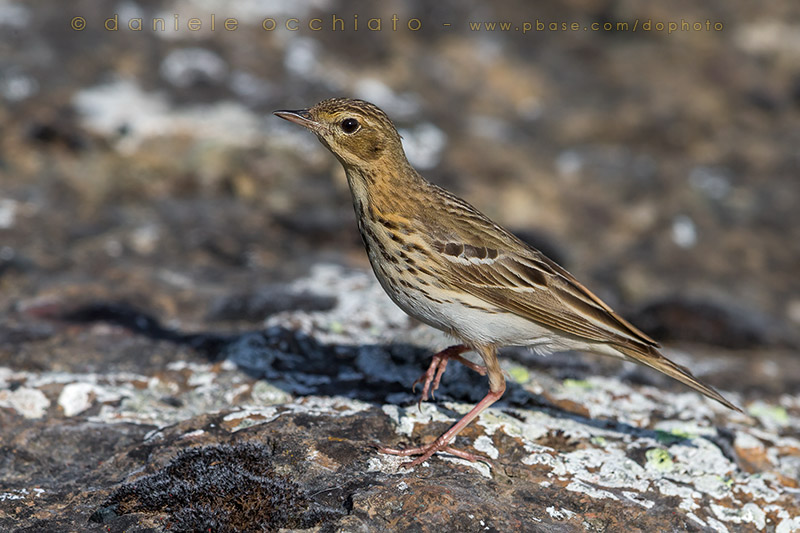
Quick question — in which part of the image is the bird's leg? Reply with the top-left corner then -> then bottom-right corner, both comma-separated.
383,346 -> 504,466
380,380 -> 506,466
412,345 -> 486,407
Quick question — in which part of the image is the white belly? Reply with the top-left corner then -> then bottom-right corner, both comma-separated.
375,268 -> 562,350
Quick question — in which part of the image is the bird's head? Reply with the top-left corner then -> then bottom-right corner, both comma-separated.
274,98 -> 406,169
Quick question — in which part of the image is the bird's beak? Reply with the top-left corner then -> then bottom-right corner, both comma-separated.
273,109 -> 320,131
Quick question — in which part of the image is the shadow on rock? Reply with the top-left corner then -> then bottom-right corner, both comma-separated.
61,301 -> 703,447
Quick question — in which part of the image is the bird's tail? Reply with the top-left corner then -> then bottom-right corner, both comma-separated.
615,343 -> 742,413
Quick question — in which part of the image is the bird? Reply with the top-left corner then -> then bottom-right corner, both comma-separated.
274,98 -> 741,467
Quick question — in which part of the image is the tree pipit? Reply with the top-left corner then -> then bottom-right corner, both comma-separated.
275,98 -> 740,467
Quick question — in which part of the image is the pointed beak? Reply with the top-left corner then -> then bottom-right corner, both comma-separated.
273,109 -> 320,131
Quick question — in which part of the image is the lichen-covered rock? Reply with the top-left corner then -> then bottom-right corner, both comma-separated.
2,266 -> 799,532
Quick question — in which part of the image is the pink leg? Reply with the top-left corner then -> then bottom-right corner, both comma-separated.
380,382 -> 506,466
412,345 -> 486,408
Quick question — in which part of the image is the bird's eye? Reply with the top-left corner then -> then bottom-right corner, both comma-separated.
341,118 -> 360,134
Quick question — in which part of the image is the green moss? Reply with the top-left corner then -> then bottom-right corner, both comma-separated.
645,448 -> 673,472
562,379 -> 592,390
748,404 -> 789,426
508,365 -> 530,384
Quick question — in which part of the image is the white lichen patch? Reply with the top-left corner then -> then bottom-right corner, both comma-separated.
776,516 -> 800,533
668,440 -> 736,478
222,396 -> 371,433
293,395 -> 372,417
545,506 -> 577,520
566,480 -> 619,500
735,473 -> 784,503
552,376 -> 658,424
705,516 -> 728,533
223,384 -> 251,404
523,449 -> 563,474
653,419 -> 718,439
622,491 -> 655,509
264,265 -> 417,346
592,453 -> 649,490
91,368 -> 245,428
777,456 -> 800,485
734,430 -> 764,451
179,429 -> 206,440
472,435 -> 499,459
693,475 -> 735,500
382,403 -> 455,437
0,488 -> 46,502
222,406 -> 281,432
748,400 -> 792,430
248,381 -> 293,405
711,502 -> 767,529
367,454 -> 415,475
442,455 -> 492,478
0,361 -> 290,429
657,479 -> 702,512
476,409 -> 548,442
0,386 -> 50,418
57,382 -> 95,417
57,382 -> 123,417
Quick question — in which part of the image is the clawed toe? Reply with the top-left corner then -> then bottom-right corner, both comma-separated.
412,372 -> 435,409
412,373 -> 434,402
411,345 -> 473,407
379,442 -> 490,467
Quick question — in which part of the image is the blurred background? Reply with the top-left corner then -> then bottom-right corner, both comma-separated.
0,0 -> 798,394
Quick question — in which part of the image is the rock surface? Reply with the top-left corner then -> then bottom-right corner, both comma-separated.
2,266 -> 800,532
1,0 -> 799,531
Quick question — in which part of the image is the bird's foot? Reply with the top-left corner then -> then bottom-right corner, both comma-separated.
383,378 -> 505,468
411,345 -> 486,409
379,441 -> 488,467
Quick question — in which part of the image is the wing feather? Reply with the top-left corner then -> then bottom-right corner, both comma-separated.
435,237 -> 658,348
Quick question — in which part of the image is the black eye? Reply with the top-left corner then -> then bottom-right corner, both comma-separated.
341,118 -> 360,134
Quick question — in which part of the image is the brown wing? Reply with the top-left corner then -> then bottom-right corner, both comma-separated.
432,240 -> 742,411
431,234 -> 658,348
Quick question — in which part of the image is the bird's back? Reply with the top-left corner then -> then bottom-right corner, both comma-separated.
355,175 -> 740,411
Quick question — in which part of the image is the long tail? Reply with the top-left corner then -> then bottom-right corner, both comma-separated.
615,344 -> 742,413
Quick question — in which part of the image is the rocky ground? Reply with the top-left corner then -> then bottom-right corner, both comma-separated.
1,0 -> 799,532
